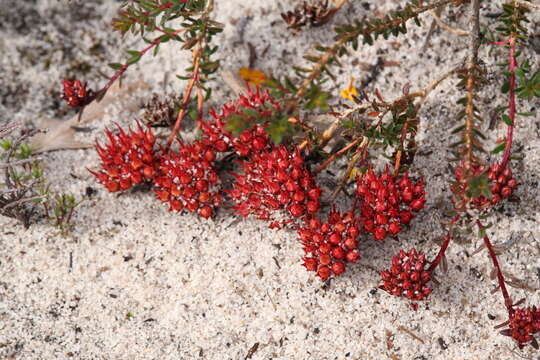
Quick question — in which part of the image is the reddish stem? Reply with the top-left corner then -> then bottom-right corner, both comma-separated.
166,52 -> 201,148
428,233 -> 451,273
359,145 -> 370,169
315,138 -> 361,174
155,26 -> 184,37
489,40 -> 509,46
195,86 -> 204,131
476,220 -> 514,315
96,28 -> 185,100
393,118 -> 410,177
428,216 -> 460,273
158,2 -> 173,9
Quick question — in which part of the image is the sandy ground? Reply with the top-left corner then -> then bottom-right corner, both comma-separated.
1,0 -> 540,359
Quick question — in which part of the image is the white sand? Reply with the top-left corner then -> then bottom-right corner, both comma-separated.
1,0 -> 539,359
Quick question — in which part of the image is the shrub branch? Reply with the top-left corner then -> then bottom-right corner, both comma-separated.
463,0 -> 481,169
288,0 -> 464,112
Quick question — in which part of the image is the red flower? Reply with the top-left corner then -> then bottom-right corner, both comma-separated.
299,210 -> 361,280
501,306 -> 540,348
356,166 -> 425,241
63,79 -> 93,107
153,141 -> 221,218
451,161 -> 518,209
380,248 -> 432,301
228,144 -> 320,228
200,86 -> 281,157
90,122 -> 158,192
486,162 -> 518,203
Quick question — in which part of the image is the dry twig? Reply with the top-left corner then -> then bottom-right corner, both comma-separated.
429,9 -> 469,36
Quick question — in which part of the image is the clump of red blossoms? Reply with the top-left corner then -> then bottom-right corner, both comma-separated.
228,145 -> 321,228
487,162 -> 518,203
91,122 -> 158,192
452,161 -> 518,209
299,210 -> 361,280
63,79 -> 93,108
356,167 -> 425,241
503,306 -> 540,348
153,141 -> 221,218
200,86 -> 280,156
380,248 -> 432,301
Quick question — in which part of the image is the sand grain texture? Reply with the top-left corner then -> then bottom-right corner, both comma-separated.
1,1 -> 539,359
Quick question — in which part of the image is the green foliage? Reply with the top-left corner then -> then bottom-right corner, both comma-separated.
113,0 -> 207,36
110,0 -> 222,101
290,0 -> 462,113
126,50 -> 142,65
266,116 -> 297,145
495,2 -> 530,43
516,61 -> 540,100
303,84 -> 331,111
498,58 -> 539,102
0,140 -> 42,184
492,141 -> 507,154
262,75 -> 296,98
0,139 -> 11,151
466,173 -> 492,199
342,96 -> 418,169
1,139 -> 33,160
224,103 -> 297,145
261,74 -> 331,112
333,0 -> 426,46
451,66 -> 488,160
178,15 -> 223,87
500,114 -> 512,126
44,192 -> 82,235
492,2 -> 537,146
1,132 -> 81,231
1,133 -> 45,228
367,100 -> 417,152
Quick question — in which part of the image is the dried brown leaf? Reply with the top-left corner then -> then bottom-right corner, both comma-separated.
30,80 -> 149,153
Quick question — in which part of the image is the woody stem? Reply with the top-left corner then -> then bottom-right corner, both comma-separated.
166,47 -> 202,148
500,35 -> 517,169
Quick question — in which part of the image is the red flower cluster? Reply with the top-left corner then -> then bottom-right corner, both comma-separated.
153,141 -> 221,218
90,87 -> 287,221
91,122 -> 158,192
453,161 -> 518,208
63,79 -> 93,108
356,167 -> 425,241
453,161 -> 486,208
380,248 -> 432,301
487,163 -> 518,203
201,87 -> 279,156
299,210 -> 361,280
228,145 -> 321,228
506,306 -> 540,348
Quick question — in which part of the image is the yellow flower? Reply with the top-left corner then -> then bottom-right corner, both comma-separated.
238,67 -> 267,86
348,168 -> 360,181
340,77 -> 358,101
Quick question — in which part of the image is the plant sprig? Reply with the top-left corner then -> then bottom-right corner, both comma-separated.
286,0 -> 469,113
